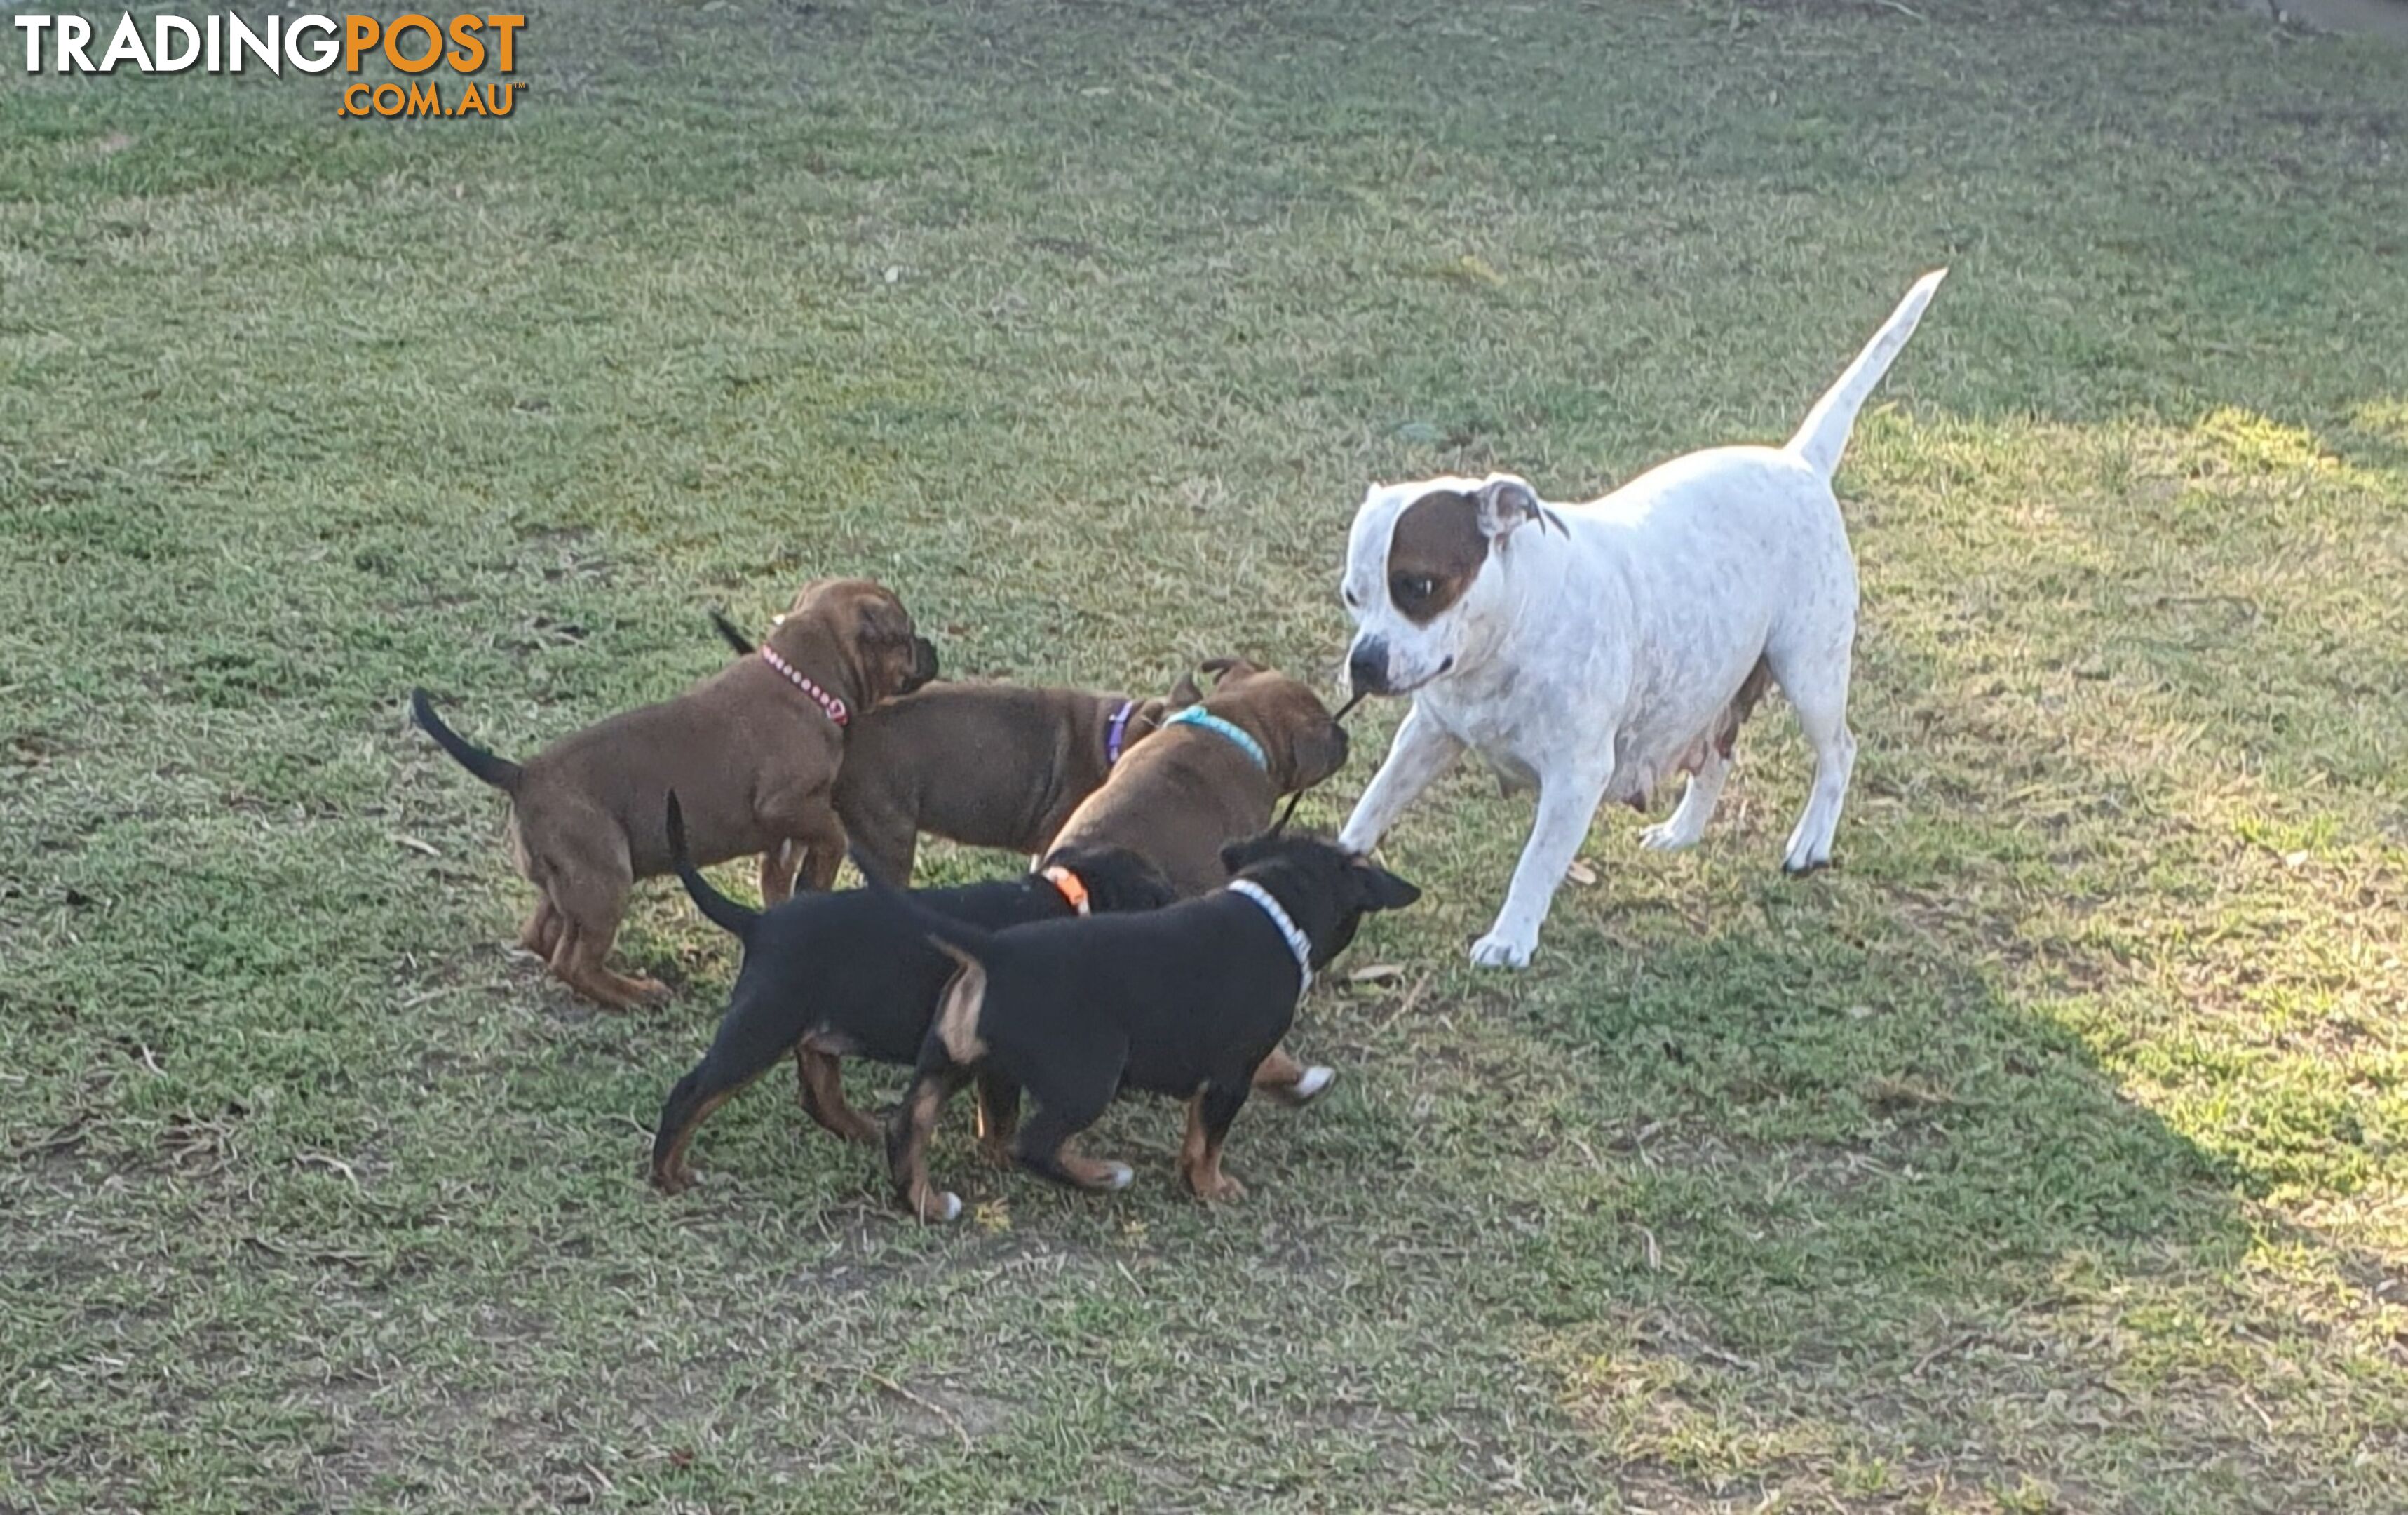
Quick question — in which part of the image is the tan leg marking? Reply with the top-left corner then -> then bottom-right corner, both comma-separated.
1251,1044 -> 1336,1107
974,1079 -> 1019,1169
794,1046 -> 879,1145
1184,1117 -> 1246,1204
651,1087 -> 738,1194
895,1081 -> 961,1223
933,958 -> 989,1065
1177,1093 -> 1210,1181
1054,1140 -> 1136,1192
1253,1046 -> 1307,1090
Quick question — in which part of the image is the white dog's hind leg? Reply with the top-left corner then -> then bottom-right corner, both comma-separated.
1338,704 -> 1466,854
1771,653 -> 1856,873
1471,763 -> 1614,969
1639,750 -> 1731,852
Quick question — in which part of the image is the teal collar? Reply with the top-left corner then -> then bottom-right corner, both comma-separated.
1161,706 -> 1267,772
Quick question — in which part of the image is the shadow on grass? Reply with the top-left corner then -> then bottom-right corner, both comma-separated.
1510,889 -> 2383,1507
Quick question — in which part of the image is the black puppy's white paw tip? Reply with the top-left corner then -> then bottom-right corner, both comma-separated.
926,1192 -> 963,1223
1293,1065 -> 1336,1102
1102,1163 -> 1134,1190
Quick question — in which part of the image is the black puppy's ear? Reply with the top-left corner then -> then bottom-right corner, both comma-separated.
1119,856 -> 1178,912
1219,833 -> 1280,877
1355,861 -> 1422,911
1045,847 -> 1174,913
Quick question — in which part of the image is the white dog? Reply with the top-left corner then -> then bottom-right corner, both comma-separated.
1337,271 -> 1947,968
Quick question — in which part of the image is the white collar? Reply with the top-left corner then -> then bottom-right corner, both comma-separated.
1226,880 -> 1313,999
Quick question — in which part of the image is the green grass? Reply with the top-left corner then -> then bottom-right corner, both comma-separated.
5,1 -> 2407,1509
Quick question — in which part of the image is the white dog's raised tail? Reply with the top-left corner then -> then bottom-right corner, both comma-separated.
1784,268 -> 1949,479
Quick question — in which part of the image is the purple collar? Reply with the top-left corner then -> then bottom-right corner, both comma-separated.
1104,699 -> 1137,766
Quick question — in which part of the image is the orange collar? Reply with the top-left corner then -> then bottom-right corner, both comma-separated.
1039,865 -> 1090,916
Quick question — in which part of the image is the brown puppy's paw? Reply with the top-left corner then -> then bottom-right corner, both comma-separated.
1186,1169 -> 1247,1204
562,970 -> 672,1012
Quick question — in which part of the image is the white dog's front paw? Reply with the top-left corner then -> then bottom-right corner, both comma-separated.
1639,820 -> 1701,852
1469,931 -> 1534,969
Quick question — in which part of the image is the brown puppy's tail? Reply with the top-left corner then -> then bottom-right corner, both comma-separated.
409,688 -> 522,792
708,609 -> 755,657
667,792 -> 757,939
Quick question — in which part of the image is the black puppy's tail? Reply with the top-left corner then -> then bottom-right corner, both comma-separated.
709,609 -> 755,657
409,688 -> 523,792
849,850 -> 1000,971
667,792 -> 757,939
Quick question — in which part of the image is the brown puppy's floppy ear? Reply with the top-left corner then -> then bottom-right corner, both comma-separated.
1199,656 -> 1262,687
854,592 -> 916,647
780,575 -> 836,617
1256,678 -> 1347,796
1169,667 -> 1203,708
842,586 -> 935,703
1353,860 -> 1422,912
1132,697 -> 1169,731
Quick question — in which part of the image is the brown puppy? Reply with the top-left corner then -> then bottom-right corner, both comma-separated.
835,685 -> 1172,883
1041,656 -> 1352,1103
411,578 -> 937,1009
1047,658 -> 1350,893
712,611 -> 1172,886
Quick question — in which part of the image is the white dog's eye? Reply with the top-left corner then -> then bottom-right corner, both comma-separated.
1391,574 -> 1436,605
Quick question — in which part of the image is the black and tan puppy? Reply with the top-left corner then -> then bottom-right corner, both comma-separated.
868,833 -> 1420,1222
412,579 -> 938,1009
711,610 -> 1172,883
650,794 -> 1175,1194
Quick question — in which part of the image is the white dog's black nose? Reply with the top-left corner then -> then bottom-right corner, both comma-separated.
1346,639 -> 1390,697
